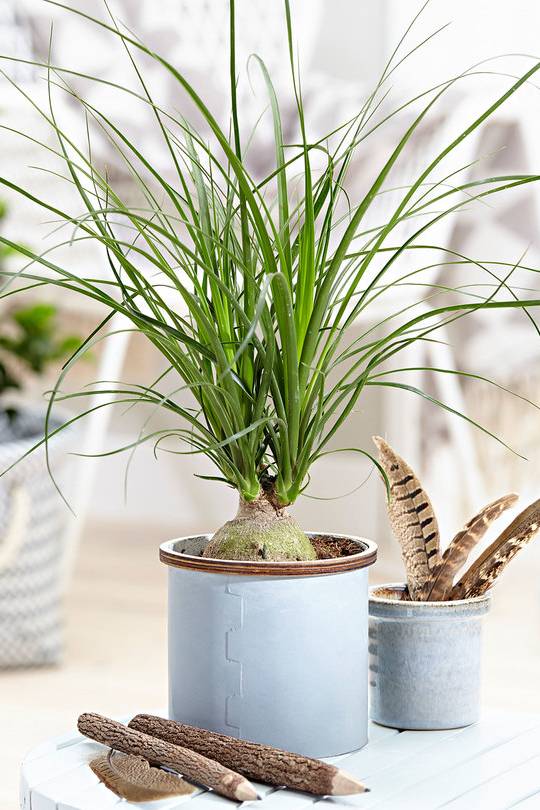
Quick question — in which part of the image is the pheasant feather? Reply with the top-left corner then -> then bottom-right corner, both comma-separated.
90,751 -> 195,802
423,493 -> 518,601
373,436 -> 440,599
452,497 -> 540,599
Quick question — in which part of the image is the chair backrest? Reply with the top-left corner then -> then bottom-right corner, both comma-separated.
0,0 -> 35,80
354,95 -> 488,301
139,0 -> 323,86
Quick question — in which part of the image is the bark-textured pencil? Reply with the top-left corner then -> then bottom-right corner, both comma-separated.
129,714 -> 369,796
78,713 -> 258,802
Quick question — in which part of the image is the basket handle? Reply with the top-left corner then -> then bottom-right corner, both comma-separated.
0,485 -> 31,573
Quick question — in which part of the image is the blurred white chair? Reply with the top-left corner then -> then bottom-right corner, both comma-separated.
140,0 -> 323,86
447,94 -> 540,506
60,314 -> 132,583
354,96 -> 491,503
0,0 -> 34,81
372,89 -> 540,537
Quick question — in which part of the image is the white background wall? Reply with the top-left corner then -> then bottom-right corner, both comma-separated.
316,1 -> 540,88
314,0 -> 387,83
385,1 -> 540,88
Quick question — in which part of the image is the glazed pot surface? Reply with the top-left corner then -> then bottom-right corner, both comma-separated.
162,532 -> 377,758
369,584 -> 491,730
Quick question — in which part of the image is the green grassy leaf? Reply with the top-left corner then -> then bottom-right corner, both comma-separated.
0,1 -> 538,507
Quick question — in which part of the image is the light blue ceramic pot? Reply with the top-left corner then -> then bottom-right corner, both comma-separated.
369,583 -> 491,730
160,533 -> 377,757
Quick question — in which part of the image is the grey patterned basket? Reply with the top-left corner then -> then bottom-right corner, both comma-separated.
0,409 -> 75,667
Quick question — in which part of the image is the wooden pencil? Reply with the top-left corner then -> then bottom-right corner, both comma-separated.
129,713 -> 369,796
78,713 -> 259,802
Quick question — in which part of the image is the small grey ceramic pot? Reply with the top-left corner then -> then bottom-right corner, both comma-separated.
369,583 -> 491,730
160,532 -> 377,758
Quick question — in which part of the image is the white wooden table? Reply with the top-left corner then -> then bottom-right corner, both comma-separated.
20,712 -> 540,810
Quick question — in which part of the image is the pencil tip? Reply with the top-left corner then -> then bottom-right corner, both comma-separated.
235,783 -> 260,802
331,770 -> 368,795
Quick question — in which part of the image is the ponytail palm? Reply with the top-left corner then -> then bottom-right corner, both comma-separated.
1,1 -> 540,560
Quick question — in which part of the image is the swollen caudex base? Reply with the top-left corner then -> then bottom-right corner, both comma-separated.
202,492 -> 316,562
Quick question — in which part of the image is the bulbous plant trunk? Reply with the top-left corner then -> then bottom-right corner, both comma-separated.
202,489 -> 317,562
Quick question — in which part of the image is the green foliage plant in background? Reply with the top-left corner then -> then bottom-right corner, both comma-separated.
0,198 -> 81,418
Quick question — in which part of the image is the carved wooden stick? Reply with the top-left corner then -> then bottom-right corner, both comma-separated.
129,714 -> 368,796
78,713 -> 258,802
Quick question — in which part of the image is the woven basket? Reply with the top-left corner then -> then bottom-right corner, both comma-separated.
0,409 -> 75,667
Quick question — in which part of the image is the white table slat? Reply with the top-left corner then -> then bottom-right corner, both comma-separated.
57,781 -> 122,810
57,763 -> 276,810
22,741 -> 103,793
320,726 -> 463,783
242,788 -> 315,809
57,768 -> 204,810
512,790 -> 540,808
363,724 -> 399,743
19,773 -> 30,810
325,713 -> 540,809
175,793 -> 253,810
24,739 -> 59,763
211,726 -> 402,810
373,723 -> 540,810
113,791 -> 205,810
55,734 -> 85,751
34,773 -> 103,810
20,714 -> 540,810
252,782 -> 279,799
444,754 -> 540,810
